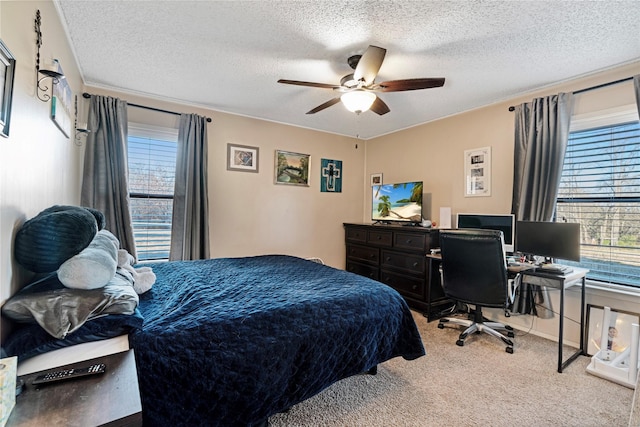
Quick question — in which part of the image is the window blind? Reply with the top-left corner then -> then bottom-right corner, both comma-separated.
128,124 -> 178,261
557,121 -> 640,287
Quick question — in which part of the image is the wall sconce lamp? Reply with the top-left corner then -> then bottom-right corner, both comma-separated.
74,95 -> 90,146
34,10 -> 65,102
341,90 -> 376,114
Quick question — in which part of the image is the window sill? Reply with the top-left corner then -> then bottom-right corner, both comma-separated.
584,279 -> 640,300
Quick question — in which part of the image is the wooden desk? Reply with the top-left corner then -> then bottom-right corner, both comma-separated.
518,267 -> 589,373
7,350 -> 141,427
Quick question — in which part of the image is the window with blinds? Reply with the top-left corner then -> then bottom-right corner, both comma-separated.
127,123 -> 178,261
556,120 -> 640,287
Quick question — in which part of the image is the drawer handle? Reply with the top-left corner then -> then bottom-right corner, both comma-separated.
377,235 -> 382,240
412,285 -> 418,290
412,262 -> 418,267
386,256 -> 391,262
369,254 -> 375,259
406,239 -> 413,244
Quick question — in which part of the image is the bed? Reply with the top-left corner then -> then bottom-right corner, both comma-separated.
5,254 -> 425,426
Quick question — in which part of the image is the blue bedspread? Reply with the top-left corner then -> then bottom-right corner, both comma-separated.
131,255 -> 425,426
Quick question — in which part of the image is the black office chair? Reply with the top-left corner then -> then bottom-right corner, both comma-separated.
437,229 -> 516,353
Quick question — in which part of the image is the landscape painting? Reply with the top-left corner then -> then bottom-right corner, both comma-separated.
275,150 -> 310,186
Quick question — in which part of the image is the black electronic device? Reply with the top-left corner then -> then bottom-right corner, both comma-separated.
32,363 -> 106,385
515,221 -> 581,263
456,213 -> 515,253
538,264 -> 574,275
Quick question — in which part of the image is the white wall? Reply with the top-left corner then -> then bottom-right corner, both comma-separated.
0,1 -> 84,340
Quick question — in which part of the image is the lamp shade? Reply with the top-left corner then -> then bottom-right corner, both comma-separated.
341,90 -> 376,114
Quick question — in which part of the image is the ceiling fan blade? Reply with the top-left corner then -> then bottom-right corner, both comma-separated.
278,79 -> 340,89
377,78 -> 445,92
306,98 -> 341,114
370,96 -> 390,116
353,45 -> 386,85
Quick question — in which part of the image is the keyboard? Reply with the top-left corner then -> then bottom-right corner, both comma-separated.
538,263 -> 573,274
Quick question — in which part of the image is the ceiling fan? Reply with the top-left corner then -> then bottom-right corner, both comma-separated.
278,45 -> 445,115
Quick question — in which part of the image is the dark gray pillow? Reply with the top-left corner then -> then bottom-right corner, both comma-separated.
14,206 -> 101,273
1,273 -> 138,339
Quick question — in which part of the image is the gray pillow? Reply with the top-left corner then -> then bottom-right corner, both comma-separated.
1,272 -> 138,339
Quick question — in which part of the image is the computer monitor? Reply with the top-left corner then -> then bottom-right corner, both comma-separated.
455,213 -> 515,253
515,221 -> 581,262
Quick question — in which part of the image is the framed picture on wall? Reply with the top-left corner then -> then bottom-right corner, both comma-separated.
227,143 -> 259,173
320,159 -> 342,193
371,173 -> 382,186
274,150 -> 310,186
0,39 -> 16,138
50,60 -> 72,138
464,146 -> 491,197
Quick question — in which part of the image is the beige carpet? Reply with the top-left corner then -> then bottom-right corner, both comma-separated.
269,310 -> 634,427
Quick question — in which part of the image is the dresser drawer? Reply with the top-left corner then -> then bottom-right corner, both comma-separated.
346,244 -> 379,264
345,227 -> 367,243
367,230 -> 393,247
346,261 -> 379,280
380,270 -> 426,300
393,232 -> 428,251
381,250 -> 426,274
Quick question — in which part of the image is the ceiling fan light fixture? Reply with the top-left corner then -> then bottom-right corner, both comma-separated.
340,90 -> 376,114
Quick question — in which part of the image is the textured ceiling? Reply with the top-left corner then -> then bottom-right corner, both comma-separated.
55,1 -> 640,139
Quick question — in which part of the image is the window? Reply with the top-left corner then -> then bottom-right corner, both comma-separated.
127,123 -> 178,261
557,107 -> 640,287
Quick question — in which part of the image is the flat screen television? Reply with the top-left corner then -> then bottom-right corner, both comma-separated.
515,221 -> 581,262
456,213 -> 515,253
372,181 -> 423,224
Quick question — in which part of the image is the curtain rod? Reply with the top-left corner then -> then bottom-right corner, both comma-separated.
507,76 -> 634,111
82,92 -> 212,122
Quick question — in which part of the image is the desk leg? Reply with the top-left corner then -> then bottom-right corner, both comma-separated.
580,276 -> 587,355
558,276 -> 587,373
558,285 -> 565,373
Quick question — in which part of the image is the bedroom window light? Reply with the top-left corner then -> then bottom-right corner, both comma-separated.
556,105 -> 640,288
127,123 -> 179,261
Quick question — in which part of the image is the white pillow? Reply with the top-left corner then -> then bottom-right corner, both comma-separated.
57,229 -> 119,289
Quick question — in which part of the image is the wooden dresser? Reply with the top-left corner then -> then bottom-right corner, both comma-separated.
344,223 -> 452,320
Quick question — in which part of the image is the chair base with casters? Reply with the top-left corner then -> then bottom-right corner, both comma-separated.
438,305 -> 515,353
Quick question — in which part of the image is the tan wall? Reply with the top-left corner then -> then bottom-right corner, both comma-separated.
366,61 -> 640,344
0,1 -> 85,339
2,0 -> 640,347
73,86 -> 366,269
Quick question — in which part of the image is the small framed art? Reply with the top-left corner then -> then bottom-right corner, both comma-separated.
274,150 -> 310,186
50,60 -> 72,138
227,143 -> 259,173
320,158 -> 342,192
371,173 -> 382,186
464,146 -> 491,197
0,39 -> 16,138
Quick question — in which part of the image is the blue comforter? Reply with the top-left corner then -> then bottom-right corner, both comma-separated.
130,255 -> 425,426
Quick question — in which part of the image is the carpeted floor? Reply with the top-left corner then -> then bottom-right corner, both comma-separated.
269,310 -> 634,427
